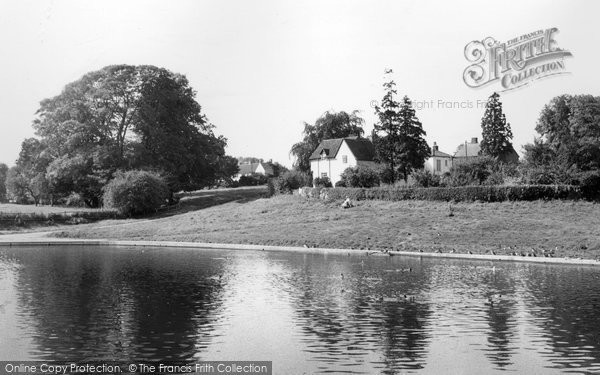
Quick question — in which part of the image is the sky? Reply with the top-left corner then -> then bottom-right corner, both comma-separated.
0,0 -> 598,167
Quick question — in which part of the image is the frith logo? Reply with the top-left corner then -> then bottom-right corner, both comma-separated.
463,28 -> 572,91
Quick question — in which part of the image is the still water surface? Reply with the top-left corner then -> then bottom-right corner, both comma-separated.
1,246 -> 600,374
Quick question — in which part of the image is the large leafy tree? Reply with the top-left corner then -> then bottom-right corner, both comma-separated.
5,138 -> 52,205
480,92 -> 514,159
373,71 -> 430,183
290,110 -> 365,172
26,65 -> 235,206
524,94 -> 600,172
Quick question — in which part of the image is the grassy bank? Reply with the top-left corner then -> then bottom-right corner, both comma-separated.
49,191 -> 600,260
0,203 -> 118,230
0,186 -> 267,232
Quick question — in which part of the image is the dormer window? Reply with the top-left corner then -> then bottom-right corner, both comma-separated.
320,149 -> 329,160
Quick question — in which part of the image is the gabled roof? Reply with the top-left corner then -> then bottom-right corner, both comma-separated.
309,138 -> 345,160
309,137 -> 375,161
238,163 -> 259,175
432,149 -> 452,158
261,163 -> 275,175
344,138 -> 376,161
237,162 -> 277,176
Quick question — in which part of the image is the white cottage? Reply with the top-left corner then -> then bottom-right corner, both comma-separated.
234,161 -> 275,181
425,142 -> 453,175
309,137 -> 377,185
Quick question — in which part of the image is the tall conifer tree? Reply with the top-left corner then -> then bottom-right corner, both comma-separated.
480,92 -> 514,159
373,70 -> 430,183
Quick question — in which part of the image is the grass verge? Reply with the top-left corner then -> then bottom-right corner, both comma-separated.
49,192 -> 600,260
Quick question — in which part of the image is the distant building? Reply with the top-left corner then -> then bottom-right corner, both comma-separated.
452,137 -> 519,165
309,136 -> 377,185
452,137 -> 482,166
425,142 -> 453,175
234,161 -> 275,180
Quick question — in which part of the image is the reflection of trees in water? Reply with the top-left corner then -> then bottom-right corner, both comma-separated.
376,300 -> 432,374
522,266 -> 600,371
11,247 -> 226,361
479,271 -> 518,370
284,255 -> 432,372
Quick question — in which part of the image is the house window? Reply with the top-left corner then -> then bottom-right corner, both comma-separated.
436,159 -> 441,172
342,155 -> 348,163
321,173 -> 328,178
445,160 -> 448,167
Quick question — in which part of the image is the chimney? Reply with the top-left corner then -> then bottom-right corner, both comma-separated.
471,137 -> 478,144
433,142 -> 439,152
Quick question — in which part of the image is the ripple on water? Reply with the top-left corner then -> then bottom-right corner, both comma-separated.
1,247 -> 600,373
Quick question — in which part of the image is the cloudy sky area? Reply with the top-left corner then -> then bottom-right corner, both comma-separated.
0,0 -> 598,167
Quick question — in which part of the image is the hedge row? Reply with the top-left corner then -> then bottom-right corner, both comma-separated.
0,210 -> 120,223
299,185 -> 581,202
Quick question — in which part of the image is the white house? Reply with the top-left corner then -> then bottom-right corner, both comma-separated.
234,161 -> 275,181
425,142 -> 453,175
309,136 -> 377,185
452,137 -> 482,166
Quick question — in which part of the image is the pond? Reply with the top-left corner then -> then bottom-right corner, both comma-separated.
1,246 -> 600,374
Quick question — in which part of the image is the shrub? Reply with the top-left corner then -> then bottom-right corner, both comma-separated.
334,180 -> 346,187
269,170 -> 312,195
239,173 -> 268,186
484,171 -> 504,185
412,170 -> 441,187
103,170 -> 169,216
520,163 -> 580,186
266,178 -> 276,196
313,177 -> 332,188
578,170 -> 600,201
64,192 -> 86,207
217,178 -> 239,188
340,165 -> 380,188
378,167 -> 395,185
447,156 -> 496,186
519,165 -> 557,185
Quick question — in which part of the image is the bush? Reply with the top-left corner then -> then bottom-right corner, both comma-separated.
519,165 -> 557,185
578,171 -> 600,201
310,184 -> 580,202
313,177 -> 332,188
519,163 -> 582,186
334,180 -> 346,187
103,170 -> 169,216
64,192 -> 86,207
378,167 -> 395,185
484,171 -> 504,185
447,156 -> 496,186
412,170 -> 441,187
340,165 -> 380,188
269,170 -> 312,195
217,178 -> 239,188
239,173 -> 268,186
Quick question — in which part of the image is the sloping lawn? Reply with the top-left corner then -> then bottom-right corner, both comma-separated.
53,194 -> 600,259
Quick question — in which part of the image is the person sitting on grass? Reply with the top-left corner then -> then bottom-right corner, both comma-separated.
341,197 -> 353,209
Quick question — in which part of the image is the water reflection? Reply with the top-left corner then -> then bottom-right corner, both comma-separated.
1,248 -> 226,361
1,246 -> 600,374
522,267 -> 600,372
